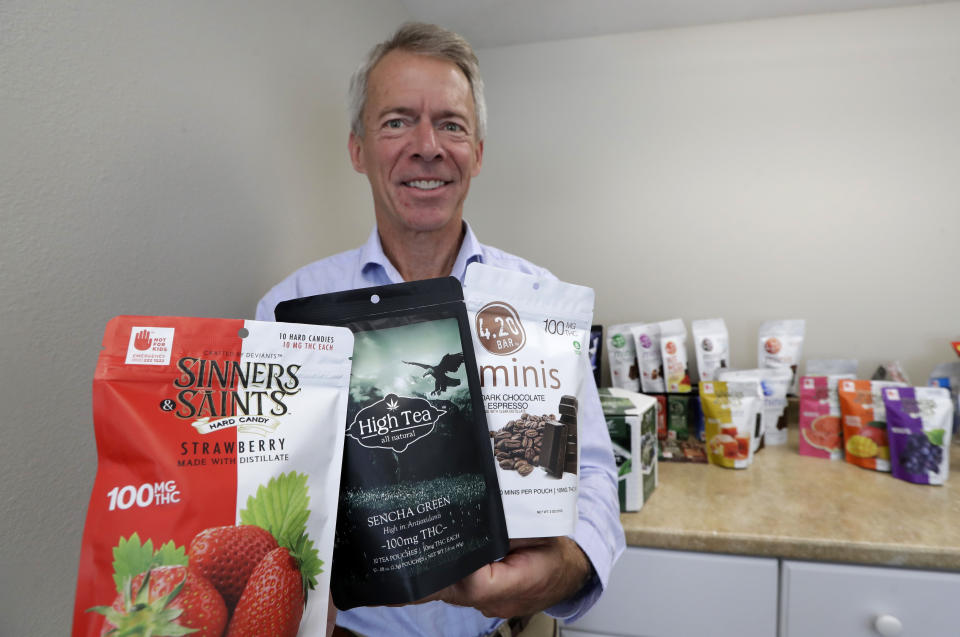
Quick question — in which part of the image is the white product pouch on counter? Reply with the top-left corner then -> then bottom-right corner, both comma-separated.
692,318 -> 730,382
717,367 -> 792,448
658,319 -> 691,393
631,322 -> 666,394
464,263 -> 595,538
606,323 -> 643,391
701,379 -> 763,469
758,319 -> 806,395
807,359 -> 858,376
927,361 -> 960,435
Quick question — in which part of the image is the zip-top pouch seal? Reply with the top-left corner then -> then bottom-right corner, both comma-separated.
275,277 -> 508,609
463,262 -> 595,538
700,380 -> 762,469
884,386 -> 954,485
838,379 -> 906,472
73,316 -> 353,637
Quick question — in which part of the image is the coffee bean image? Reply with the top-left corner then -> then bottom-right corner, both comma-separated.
492,413 -> 547,477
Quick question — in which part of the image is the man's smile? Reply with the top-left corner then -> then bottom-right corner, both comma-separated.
402,179 -> 451,191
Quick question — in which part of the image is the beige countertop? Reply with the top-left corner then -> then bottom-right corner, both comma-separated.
621,427 -> 960,571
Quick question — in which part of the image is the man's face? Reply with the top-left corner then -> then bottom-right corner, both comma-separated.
349,50 -> 483,236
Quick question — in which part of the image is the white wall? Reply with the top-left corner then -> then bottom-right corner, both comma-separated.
469,3 -> 960,383
0,1 -> 408,633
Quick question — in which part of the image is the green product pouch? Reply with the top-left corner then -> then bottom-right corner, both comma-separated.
667,394 -> 690,441
275,278 -> 508,609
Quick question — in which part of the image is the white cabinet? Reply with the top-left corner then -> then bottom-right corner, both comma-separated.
780,560 -> 960,637
562,549 -> 960,637
562,547 -> 779,637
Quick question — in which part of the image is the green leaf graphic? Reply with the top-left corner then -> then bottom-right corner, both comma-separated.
240,471 -> 311,549
926,429 -> 945,447
111,534 -> 156,592
290,532 -> 324,593
110,534 -> 188,593
153,540 -> 188,569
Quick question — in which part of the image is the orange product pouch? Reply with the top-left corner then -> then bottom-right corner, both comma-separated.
837,379 -> 905,472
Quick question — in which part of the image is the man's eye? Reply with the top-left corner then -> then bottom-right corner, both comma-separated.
385,119 -> 404,129
442,122 -> 464,132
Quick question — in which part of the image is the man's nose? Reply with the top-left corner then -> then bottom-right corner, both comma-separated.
411,120 -> 444,161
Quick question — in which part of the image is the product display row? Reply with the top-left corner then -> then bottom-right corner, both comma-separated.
800,376 -> 953,486
603,319 -> 805,395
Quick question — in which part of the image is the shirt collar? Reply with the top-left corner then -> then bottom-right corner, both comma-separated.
360,220 -> 484,284
451,220 -> 484,282
359,226 -> 404,284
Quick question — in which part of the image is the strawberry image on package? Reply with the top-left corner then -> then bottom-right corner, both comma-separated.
73,316 -> 353,637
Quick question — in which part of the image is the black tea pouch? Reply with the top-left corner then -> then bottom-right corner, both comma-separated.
275,277 -> 508,609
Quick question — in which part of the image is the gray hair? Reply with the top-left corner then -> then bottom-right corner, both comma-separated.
348,22 -> 487,141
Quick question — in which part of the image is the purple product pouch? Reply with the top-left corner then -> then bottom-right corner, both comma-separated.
884,386 -> 953,486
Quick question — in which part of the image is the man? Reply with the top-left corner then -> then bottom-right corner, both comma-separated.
256,22 -> 624,637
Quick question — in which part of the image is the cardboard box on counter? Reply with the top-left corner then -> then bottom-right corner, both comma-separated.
599,387 -> 658,512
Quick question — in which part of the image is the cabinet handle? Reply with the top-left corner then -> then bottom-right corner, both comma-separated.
873,614 -> 903,637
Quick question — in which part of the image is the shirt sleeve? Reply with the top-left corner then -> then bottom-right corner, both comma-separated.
546,356 -> 625,623
255,276 -> 294,322
255,295 -> 275,322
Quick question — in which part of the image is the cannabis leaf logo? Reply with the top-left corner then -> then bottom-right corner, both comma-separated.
386,398 -> 399,411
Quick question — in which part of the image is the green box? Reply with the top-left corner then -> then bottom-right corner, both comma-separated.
599,388 -> 658,512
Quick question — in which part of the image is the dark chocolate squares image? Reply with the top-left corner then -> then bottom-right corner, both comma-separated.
542,395 -> 578,478
560,395 -> 579,475
539,420 -> 567,478
491,395 -> 578,479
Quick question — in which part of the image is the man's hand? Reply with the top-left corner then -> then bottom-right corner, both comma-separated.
421,537 -> 592,618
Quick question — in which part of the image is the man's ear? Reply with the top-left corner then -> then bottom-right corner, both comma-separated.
472,139 -> 484,177
348,131 -> 366,174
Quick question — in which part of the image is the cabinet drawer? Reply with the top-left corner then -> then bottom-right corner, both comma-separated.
781,560 -> 960,637
565,547 -> 778,637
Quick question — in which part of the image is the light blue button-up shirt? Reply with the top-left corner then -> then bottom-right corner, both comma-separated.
256,221 -> 624,637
